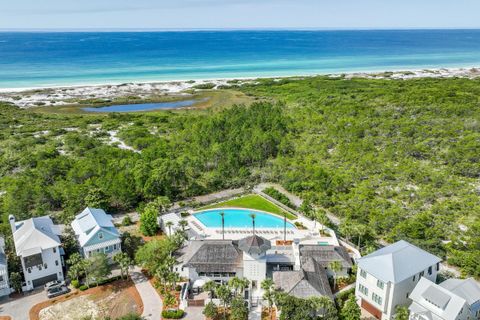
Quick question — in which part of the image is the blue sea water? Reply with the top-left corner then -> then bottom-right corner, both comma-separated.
194,209 -> 295,229
1,30 -> 480,89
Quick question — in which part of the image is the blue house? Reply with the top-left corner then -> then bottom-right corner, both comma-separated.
71,207 -> 121,260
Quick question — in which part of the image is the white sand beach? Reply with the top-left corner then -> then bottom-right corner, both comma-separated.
1,67 -> 479,108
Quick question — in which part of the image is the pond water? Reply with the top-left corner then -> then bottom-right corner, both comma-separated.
82,99 -> 201,112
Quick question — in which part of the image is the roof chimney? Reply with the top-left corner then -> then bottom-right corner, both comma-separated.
8,214 -> 16,234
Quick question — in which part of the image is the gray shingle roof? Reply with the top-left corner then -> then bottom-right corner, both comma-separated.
273,258 -> 333,299
357,240 -> 441,283
299,245 -> 353,269
183,240 -> 243,273
238,235 -> 271,255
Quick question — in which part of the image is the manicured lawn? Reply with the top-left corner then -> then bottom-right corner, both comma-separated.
202,194 -> 297,220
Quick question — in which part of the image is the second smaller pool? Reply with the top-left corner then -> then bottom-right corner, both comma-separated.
194,208 -> 295,229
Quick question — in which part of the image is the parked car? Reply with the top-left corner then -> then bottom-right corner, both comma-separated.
47,285 -> 69,298
44,280 -> 65,291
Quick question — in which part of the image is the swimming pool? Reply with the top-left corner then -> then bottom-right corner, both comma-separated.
193,208 -> 295,229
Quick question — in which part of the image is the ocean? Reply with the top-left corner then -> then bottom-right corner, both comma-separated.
1,30 -> 480,89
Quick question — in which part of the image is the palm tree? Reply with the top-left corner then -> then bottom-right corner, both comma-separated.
261,278 -> 275,317
179,219 -> 188,233
308,296 -> 337,320
329,260 -> 342,291
215,284 -> 232,320
219,211 -> 225,240
203,280 -> 217,302
249,213 -> 256,235
165,221 -> 174,237
283,212 -> 287,242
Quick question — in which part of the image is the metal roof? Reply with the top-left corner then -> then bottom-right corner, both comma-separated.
71,207 -> 119,247
440,278 -> 480,306
12,216 -> 61,257
357,240 -> 441,283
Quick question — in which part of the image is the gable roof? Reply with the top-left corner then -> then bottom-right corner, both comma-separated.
182,240 -> 243,273
409,277 -> 467,320
12,216 -> 61,257
238,234 -> 271,255
273,258 -> 333,299
299,245 -> 353,269
357,240 -> 441,283
71,207 -> 119,247
440,278 -> 480,306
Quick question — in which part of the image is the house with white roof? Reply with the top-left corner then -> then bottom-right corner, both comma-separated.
9,215 -> 64,291
0,236 -> 10,296
71,207 -> 121,260
355,240 -> 441,320
409,277 -> 480,320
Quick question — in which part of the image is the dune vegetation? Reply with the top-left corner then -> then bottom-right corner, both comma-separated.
0,76 -> 479,277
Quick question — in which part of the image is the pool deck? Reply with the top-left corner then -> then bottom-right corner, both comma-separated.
186,207 -> 339,246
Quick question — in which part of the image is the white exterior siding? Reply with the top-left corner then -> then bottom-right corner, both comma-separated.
22,247 -> 64,291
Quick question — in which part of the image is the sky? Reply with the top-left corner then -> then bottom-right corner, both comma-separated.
0,0 -> 479,30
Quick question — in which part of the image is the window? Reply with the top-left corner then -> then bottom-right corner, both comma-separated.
360,269 -> 367,279
55,260 -> 59,266
0,275 -> 3,282
377,280 -> 384,289
53,247 -> 56,254
406,293 -> 409,299
436,263 -> 440,271
412,275 -> 416,282
28,268 -> 31,273
99,232 -> 104,239
420,271 -> 424,277
44,263 -> 48,269
428,266 -> 432,275
372,292 -> 383,305
358,284 -> 368,295
113,244 -> 117,250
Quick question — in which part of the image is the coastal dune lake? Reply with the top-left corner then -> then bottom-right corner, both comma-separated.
1,30 -> 480,89
82,99 -> 202,112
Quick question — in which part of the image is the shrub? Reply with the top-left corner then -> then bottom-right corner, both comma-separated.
79,285 -> 88,291
193,83 -> 215,90
175,284 -> 182,292
71,279 -> 80,288
161,309 -> 185,319
263,187 -> 294,208
122,216 -> 133,226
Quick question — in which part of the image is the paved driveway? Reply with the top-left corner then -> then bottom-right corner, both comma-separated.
0,289 -> 47,320
131,268 -> 162,320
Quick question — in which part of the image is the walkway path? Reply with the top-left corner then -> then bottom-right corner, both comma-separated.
131,267 -> 163,320
334,283 -> 356,297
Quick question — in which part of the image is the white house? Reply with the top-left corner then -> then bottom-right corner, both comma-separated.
0,236 -> 10,296
71,207 -> 121,260
439,278 -> 480,319
355,240 -> 441,320
9,215 -> 64,291
409,277 -> 478,320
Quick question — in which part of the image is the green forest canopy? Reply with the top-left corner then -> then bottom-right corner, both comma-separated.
0,76 -> 479,277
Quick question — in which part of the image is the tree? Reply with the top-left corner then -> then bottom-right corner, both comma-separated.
86,253 -> 111,285
249,213 -> 256,235
121,232 -> 143,260
219,211 -> 225,240
84,187 -> 109,209
10,272 -> 22,293
146,196 -> 171,215
341,295 -> 360,320
395,306 -> 410,320
261,278 -> 275,316
215,284 -> 232,320
165,221 -> 174,237
203,301 -> 219,320
204,280 -> 218,302
329,260 -> 342,290
135,238 -> 178,275
283,212 -> 288,242
308,296 -> 337,320
228,277 -> 249,297
179,219 -> 188,233
113,252 -> 133,279
139,205 -> 158,236
279,295 -> 313,320
230,296 -> 248,320
67,252 -> 85,282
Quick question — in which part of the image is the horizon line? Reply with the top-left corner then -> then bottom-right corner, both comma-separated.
1,27 -> 480,33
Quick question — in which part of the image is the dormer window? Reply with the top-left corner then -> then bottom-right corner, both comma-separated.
53,247 -> 56,254
428,266 -> 432,275
99,232 -> 104,239
360,269 -> 367,279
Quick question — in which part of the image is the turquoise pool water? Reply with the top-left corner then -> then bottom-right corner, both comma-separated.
194,208 -> 295,229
